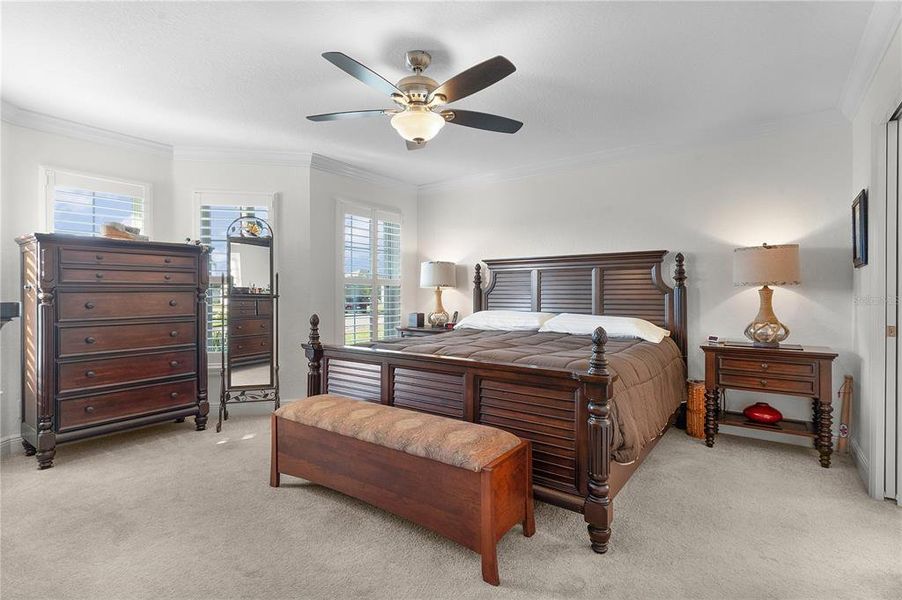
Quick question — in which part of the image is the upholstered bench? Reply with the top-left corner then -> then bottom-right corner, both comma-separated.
270,394 -> 535,585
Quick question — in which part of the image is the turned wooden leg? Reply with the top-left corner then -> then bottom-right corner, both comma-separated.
22,439 -> 36,456
818,400 -> 833,468
587,515 -> 611,554
36,448 -> 55,470
704,388 -> 719,447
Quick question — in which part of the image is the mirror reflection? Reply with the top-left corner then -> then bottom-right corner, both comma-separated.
227,236 -> 274,390
230,239 -> 272,293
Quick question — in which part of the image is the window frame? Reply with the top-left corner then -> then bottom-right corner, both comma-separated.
194,189 -> 278,364
39,166 -> 154,237
336,200 -> 403,344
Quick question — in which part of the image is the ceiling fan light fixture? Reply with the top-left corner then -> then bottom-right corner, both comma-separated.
390,108 -> 445,143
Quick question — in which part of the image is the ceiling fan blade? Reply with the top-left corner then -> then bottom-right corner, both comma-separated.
429,56 -> 516,104
442,110 -> 523,134
406,140 -> 426,151
307,110 -> 388,122
322,52 -> 403,97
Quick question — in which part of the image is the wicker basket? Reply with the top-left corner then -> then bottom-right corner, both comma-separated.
686,380 -> 706,439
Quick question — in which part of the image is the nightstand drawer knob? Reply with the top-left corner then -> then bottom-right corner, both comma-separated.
85,406 -> 95,414
85,370 -> 96,378
759,379 -> 768,387
760,362 -> 769,370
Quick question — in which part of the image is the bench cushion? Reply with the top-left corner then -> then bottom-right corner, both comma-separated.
275,394 -> 522,472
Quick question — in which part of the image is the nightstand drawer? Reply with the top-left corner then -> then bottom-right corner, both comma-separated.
718,373 -> 816,396
719,357 -> 816,378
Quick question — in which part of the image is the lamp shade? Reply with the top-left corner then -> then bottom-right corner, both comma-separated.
733,244 -> 801,287
420,261 -> 456,288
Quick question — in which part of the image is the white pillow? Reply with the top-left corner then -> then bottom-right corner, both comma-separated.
539,313 -> 670,343
454,310 -> 556,331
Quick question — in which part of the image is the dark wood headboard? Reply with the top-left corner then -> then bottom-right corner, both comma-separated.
472,250 -> 688,363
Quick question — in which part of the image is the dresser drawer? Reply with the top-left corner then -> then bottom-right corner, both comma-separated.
229,318 -> 270,336
59,291 -> 195,321
230,299 -> 258,315
718,373 -> 816,396
59,321 -> 196,356
719,357 -> 815,378
229,334 -> 272,358
60,267 -> 197,286
58,379 -> 196,431
58,349 -> 196,393
60,248 -> 195,270
256,300 -> 273,316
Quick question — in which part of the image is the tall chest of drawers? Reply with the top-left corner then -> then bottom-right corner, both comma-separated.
16,234 -> 211,468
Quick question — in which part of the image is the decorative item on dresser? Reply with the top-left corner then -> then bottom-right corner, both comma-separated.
701,342 -> 839,467
304,250 -> 688,553
16,233 -> 211,469
420,260 -> 456,327
215,216 -> 280,433
733,243 -> 801,347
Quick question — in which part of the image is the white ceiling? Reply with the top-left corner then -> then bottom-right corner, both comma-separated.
1,1 -> 876,186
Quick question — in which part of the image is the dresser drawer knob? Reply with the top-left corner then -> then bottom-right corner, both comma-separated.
170,360 -> 179,367
260,342 -> 265,347
237,345 -> 243,350
237,325 -> 243,330
760,362 -> 769,370
85,370 -> 96,378
84,301 -> 95,309
169,330 -> 178,337
170,392 -> 179,399
759,379 -> 768,387
85,336 -> 96,344
95,273 -> 104,279
260,324 -> 266,329
164,258 -> 172,264
164,274 -> 172,281
85,406 -> 95,414
95,255 -> 103,260
169,299 -> 178,307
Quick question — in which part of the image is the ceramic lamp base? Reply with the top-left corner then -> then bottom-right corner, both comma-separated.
428,287 -> 449,327
743,285 -> 790,346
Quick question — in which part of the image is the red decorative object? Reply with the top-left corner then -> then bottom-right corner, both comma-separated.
743,402 -> 783,424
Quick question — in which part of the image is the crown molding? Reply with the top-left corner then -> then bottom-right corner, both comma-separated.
418,109 -> 849,195
839,2 -> 902,119
309,153 -> 414,189
173,146 -> 313,167
1,101 -> 174,157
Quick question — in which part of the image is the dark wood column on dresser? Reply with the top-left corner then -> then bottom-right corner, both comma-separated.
16,234 -> 211,469
701,343 -> 839,468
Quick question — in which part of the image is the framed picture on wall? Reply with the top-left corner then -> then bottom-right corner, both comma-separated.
852,189 -> 868,268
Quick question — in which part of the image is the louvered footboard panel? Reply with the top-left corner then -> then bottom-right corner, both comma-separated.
393,368 -> 465,419
325,359 -> 382,402
478,379 -> 578,494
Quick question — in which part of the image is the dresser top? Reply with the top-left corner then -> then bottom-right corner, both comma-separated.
16,232 -> 209,253
701,341 -> 837,359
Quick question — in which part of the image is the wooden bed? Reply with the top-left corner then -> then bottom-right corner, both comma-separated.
302,250 -> 687,553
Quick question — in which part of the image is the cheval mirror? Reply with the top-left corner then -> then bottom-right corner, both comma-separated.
216,216 -> 280,432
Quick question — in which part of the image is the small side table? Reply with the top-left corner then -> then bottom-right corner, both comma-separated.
701,342 -> 838,467
396,326 -> 452,338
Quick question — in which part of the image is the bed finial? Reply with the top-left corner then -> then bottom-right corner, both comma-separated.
674,253 -> 686,286
473,264 -> 483,312
305,314 -> 324,397
588,327 -> 610,377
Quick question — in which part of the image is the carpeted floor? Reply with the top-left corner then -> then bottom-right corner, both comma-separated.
2,413 -> 900,599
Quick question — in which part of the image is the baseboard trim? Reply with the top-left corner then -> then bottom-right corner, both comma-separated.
0,434 -> 22,460
850,437 -> 869,487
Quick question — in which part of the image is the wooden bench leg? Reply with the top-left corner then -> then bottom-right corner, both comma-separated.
522,443 -> 535,538
270,414 -> 280,488
480,469 -> 500,586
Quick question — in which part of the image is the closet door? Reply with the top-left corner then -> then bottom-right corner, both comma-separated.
886,118 -> 900,502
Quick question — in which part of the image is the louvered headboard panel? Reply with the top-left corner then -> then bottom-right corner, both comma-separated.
475,250 -> 688,362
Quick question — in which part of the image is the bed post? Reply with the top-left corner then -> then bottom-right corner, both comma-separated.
473,264 -> 483,312
673,253 -> 688,367
304,314 -> 324,397
581,326 -> 614,554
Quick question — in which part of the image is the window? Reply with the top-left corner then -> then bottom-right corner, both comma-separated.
195,191 -> 275,356
42,167 -> 151,237
341,204 -> 402,344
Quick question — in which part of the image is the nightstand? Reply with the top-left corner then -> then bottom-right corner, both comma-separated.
701,342 -> 839,467
396,326 -> 451,338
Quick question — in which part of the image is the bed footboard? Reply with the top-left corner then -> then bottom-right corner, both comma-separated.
302,315 -> 617,553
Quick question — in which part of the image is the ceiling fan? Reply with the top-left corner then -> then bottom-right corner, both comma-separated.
307,51 -> 523,150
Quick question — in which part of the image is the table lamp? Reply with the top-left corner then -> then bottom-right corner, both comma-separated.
420,261 -> 456,327
733,243 -> 800,347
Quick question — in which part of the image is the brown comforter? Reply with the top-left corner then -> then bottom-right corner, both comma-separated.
371,330 -> 686,463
